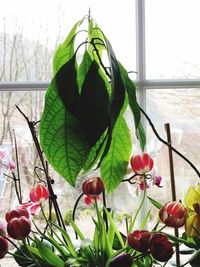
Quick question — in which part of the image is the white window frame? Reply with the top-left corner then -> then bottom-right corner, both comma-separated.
0,0 -> 200,224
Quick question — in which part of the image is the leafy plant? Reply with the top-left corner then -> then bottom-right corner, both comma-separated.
39,17 -> 145,193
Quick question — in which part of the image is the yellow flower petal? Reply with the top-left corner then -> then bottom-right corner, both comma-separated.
186,213 -> 200,237
185,185 -> 200,211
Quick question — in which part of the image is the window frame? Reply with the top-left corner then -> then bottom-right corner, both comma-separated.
0,0 -> 200,224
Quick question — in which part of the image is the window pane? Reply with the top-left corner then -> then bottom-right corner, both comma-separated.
0,90 -> 78,218
146,0 -> 200,79
146,88 -> 200,227
0,0 -> 136,81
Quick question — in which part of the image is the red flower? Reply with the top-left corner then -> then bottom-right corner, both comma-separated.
127,230 -> 151,252
131,153 -> 154,174
7,216 -> 31,240
0,237 -> 8,259
82,177 -> 104,196
149,233 -> 173,262
5,207 -> 29,223
19,183 -> 49,215
109,253 -> 132,267
84,195 -> 100,205
30,183 -> 49,202
159,201 -> 187,228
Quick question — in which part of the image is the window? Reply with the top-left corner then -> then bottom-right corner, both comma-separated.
0,0 -> 200,229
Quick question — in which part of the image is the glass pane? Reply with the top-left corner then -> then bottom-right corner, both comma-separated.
146,0 -> 200,79
146,88 -> 200,227
0,90 -> 78,218
0,0 -> 136,81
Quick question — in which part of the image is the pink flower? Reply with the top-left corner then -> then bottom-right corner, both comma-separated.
152,176 -> 162,187
19,183 -> 49,215
131,153 -> 154,174
6,160 -> 16,172
30,183 -> 49,202
19,202 -> 41,216
0,149 -> 7,160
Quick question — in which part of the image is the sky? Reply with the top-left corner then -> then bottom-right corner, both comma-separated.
0,0 -> 200,79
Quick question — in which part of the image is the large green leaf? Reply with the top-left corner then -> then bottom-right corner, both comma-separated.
105,39 -> 125,129
77,50 -> 93,91
83,132 -> 107,173
88,20 -> 106,60
40,79 -> 89,187
118,63 -> 140,128
79,60 -> 110,146
136,122 -> 146,152
53,20 -> 81,75
119,63 -> 146,151
100,115 -> 132,193
98,38 -> 126,164
56,54 -> 79,117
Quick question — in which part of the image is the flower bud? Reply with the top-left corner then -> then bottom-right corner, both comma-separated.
149,233 -> 173,262
7,216 -> 31,240
159,201 -> 187,228
82,177 -> 104,196
131,153 -> 154,174
109,253 -> 132,267
30,183 -> 49,202
127,230 -> 151,252
0,237 -> 8,259
5,207 -> 29,222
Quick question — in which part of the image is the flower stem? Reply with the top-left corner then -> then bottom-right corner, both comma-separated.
72,192 -> 84,239
128,186 -> 147,232
102,189 -> 108,232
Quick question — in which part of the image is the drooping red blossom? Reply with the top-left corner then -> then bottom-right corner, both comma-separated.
152,175 -> 162,187
5,207 -> 29,223
83,195 -> 100,205
109,253 -> 132,267
0,237 -> 8,259
149,233 -> 173,262
30,183 -> 49,203
19,202 -> 41,216
159,201 -> 187,228
131,153 -> 154,174
7,216 -> 31,240
127,230 -> 151,252
82,177 -> 104,196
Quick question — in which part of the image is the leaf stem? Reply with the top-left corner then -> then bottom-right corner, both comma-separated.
140,106 -> 200,178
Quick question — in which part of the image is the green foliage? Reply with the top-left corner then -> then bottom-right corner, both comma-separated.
64,209 -> 73,225
40,17 -> 145,192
